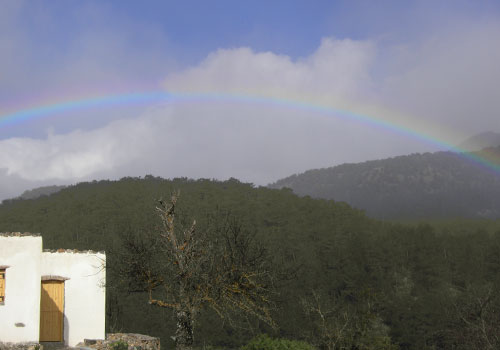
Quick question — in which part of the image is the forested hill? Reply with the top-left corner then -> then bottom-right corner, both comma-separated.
269,146 -> 500,220
1,177 -> 500,349
0,176 -> 369,252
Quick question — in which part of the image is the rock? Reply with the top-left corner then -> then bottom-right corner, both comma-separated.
79,334 -> 159,350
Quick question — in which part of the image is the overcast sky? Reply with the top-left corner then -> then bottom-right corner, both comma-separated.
1,0 -> 500,200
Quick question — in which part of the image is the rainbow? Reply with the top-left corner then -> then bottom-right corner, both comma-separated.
1,91 -> 499,175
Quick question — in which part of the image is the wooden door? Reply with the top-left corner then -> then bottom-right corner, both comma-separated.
0,269 -> 5,303
40,280 -> 64,342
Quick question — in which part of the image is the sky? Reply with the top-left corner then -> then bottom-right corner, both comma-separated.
1,0 -> 500,200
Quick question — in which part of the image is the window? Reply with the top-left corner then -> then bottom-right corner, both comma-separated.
0,268 -> 5,304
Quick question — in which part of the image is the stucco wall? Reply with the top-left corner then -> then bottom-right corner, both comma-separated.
0,235 -> 43,343
41,251 -> 106,347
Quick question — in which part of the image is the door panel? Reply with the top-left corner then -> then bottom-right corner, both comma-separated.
40,280 -> 64,342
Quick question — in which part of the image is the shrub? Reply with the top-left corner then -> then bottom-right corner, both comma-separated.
110,340 -> 129,350
241,334 -> 316,350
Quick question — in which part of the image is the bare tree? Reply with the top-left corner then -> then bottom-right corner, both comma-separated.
301,290 -> 353,350
119,192 -> 275,350
301,290 -> 397,350
446,284 -> 500,350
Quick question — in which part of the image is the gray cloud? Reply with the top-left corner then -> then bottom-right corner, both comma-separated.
379,19 -> 500,138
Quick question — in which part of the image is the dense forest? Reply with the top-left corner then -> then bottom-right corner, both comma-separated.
1,177 -> 500,349
270,146 -> 500,220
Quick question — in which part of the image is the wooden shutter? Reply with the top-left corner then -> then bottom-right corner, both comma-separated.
0,269 -> 5,303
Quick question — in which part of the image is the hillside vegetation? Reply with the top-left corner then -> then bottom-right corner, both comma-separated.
1,177 -> 500,349
270,146 -> 500,220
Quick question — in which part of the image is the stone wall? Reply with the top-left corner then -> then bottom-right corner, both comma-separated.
0,342 -> 40,350
81,333 -> 160,350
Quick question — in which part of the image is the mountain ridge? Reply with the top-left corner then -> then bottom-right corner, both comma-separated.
457,131 -> 500,151
269,145 -> 500,220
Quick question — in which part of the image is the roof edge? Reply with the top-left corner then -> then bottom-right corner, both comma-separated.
43,248 -> 106,255
0,232 -> 41,237
42,275 -> 70,281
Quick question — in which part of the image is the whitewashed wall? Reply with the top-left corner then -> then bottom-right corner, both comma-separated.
41,251 -> 106,347
0,235 -> 43,343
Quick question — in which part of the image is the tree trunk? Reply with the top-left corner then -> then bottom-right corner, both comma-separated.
174,309 -> 194,350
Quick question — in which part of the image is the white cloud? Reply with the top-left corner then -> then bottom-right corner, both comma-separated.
0,112 -> 163,181
164,37 -> 376,103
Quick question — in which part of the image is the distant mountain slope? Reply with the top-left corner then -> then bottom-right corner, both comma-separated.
269,146 -> 500,220
457,132 -> 500,151
17,185 -> 67,200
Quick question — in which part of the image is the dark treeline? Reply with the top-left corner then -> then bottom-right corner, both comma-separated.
1,176 -> 500,349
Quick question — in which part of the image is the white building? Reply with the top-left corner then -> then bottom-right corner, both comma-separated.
0,233 -> 106,347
